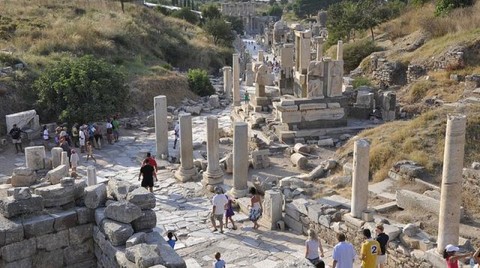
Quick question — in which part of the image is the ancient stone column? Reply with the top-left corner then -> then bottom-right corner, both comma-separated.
437,114 -> 466,253
174,113 -> 197,182
230,122 -> 249,197
223,66 -> 232,100
51,147 -> 63,169
337,40 -> 343,61
315,37 -> 324,61
351,139 -> 370,218
258,50 -> 264,63
202,117 -> 224,188
260,190 -> 283,230
25,146 -> 46,170
87,166 -> 97,186
154,95 -> 168,158
245,63 -> 254,86
60,151 -> 69,166
233,54 -> 241,106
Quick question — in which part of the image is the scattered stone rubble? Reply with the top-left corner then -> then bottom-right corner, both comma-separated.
0,145 -> 186,268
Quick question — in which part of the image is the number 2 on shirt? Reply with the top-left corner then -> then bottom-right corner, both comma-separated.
371,246 -> 377,254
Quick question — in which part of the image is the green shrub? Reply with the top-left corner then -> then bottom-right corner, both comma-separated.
187,68 -> 214,96
343,40 -> 381,73
33,55 -> 129,124
435,0 -> 474,16
161,63 -> 173,70
352,77 -> 372,88
171,7 -> 199,24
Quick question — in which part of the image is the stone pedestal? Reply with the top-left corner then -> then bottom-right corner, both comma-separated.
233,54 -> 241,106
259,190 -> 282,230
175,114 -> 197,182
154,96 -> 168,158
351,139 -> 370,218
60,151 -> 69,166
223,66 -> 232,100
87,166 -> 97,186
51,147 -> 63,168
202,117 -> 223,188
229,122 -> 249,197
437,115 -> 466,253
25,146 -> 46,170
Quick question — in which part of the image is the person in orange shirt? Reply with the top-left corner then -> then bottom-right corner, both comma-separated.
360,229 -> 380,268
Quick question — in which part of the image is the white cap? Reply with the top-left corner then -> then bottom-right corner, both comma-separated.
445,244 -> 460,252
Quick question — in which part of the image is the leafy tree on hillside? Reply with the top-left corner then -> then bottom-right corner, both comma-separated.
201,4 -> 222,20
171,7 -> 199,24
34,55 -> 129,125
187,69 -> 214,96
293,0 -> 337,18
204,18 -> 235,46
225,16 -> 244,34
268,4 -> 283,17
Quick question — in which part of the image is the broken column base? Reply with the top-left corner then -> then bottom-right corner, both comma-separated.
251,97 -> 271,112
423,249 -> 445,268
229,187 -> 248,198
174,167 -> 197,182
201,170 -> 224,192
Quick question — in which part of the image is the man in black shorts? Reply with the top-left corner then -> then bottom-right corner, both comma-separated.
139,159 -> 157,193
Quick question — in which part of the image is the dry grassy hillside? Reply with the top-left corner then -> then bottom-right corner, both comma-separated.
0,0 -> 231,132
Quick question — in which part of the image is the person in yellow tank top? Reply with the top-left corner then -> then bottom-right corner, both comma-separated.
360,229 -> 380,268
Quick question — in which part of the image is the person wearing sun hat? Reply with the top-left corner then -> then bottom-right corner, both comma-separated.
443,244 -> 473,268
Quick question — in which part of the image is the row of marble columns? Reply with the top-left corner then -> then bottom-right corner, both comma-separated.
349,114 -> 466,254
154,95 -> 249,196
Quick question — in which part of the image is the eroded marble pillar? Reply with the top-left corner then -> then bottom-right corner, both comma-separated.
258,50 -> 264,63
25,146 -> 45,170
230,122 -> 248,197
260,190 -> 283,230
154,95 -> 168,158
174,113 -> 197,182
233,54 -> 241,106
202,117 -> 224,187
337,40 -> 343,61
223,66 -> 232,100
351,139 -> 370,218
315,37 -> 324,61
51,147 -> 63,169
60,151 -> 69,166
87,166 -> 97,186
437,114 -> 466,253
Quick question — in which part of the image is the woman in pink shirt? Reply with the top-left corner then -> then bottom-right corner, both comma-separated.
443,244 -> 472,268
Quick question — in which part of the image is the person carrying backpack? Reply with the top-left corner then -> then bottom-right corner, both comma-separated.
9,124 -> 26,154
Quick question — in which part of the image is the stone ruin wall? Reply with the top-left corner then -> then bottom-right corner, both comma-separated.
0,146 -> 186,268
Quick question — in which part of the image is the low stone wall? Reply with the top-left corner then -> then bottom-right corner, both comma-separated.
280,197 -> 435,268
0,207 -> 96,267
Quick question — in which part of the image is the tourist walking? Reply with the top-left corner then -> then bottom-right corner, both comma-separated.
305,229 -> 325,267
167,232 -> 177,249
443,244 -> 473,268
9,124 -> 25,154
59,137 -> 72,159
79,126 -> 86,153
213,252 -> 226,268
93,124 -> 103,149
86,141 -> 96,163
112,115 -> 120,142
72,124 -> 79,147
42,125 -> 50,150
138,159 -> 157,192
248,187 -> 262,229
360,229 -> 380,268
173,120 -> 180,150
211,186 -> 228,233
375,225 -> 389,268
224,194 -> 237,230
106,120 -> 114,145
332,233 -> 356,268
70,149 -> 79,172
143,152 -> 158,173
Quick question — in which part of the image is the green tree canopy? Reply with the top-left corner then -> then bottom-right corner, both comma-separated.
187,69 -> 214,96
171,7 -> 199,24
225,16 -> 244,34
293,0 -> 337,18
435,0 -> 474,16
268,4 -> 283,17
201,3 -> 222,20
33,55 -> 129,125
204,18 -> 235,46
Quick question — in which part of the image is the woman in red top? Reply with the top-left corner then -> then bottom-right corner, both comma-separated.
443,244 -> 472,268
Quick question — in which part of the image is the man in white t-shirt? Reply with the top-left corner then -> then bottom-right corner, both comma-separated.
211,186 -> 228,233
332,233 -> 356,268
